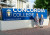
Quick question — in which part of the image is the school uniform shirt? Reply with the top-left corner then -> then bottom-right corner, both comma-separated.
40,18 -> 44,25
35,16 -> 39,25
35,16 -> 39,22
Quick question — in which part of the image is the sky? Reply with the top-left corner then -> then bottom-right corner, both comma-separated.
29,0 -> 35,4
28,0 -> 35,8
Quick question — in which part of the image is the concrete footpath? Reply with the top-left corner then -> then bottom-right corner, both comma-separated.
0,22 -> 50,35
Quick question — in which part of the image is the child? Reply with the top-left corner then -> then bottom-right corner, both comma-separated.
40,14 -> 44,28
35,13 -> 39,27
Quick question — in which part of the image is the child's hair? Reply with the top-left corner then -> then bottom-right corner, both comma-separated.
41,14 -> 43,17
41,14 -> 43,18
36,13 -> 38,16
36,13 -> 38,15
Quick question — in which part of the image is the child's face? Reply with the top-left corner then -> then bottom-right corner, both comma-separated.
36,13 -> 38,16
41,15 -> 43,18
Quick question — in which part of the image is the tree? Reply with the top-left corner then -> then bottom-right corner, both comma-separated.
34,0 -> 50,13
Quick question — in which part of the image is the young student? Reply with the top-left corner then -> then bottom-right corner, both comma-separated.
40,14 -> 44,28
35,13 -> 39,27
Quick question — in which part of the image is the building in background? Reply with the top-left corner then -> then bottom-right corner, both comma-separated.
12,0 -> 28,9
0,0 -> 28,8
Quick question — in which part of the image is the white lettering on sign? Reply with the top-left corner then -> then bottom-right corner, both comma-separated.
13,13 -> 34,17
13,8 -> 45,12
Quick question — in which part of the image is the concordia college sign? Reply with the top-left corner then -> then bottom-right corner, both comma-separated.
2,8 -> 47,20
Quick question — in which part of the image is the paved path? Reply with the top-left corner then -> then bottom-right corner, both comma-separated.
0,23 -> 50,35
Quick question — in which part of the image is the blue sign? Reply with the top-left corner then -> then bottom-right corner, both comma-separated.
2,8 -> 47,20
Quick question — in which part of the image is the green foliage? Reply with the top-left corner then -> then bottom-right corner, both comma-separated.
34,0 -> 50,11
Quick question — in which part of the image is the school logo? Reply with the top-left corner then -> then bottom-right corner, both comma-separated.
6,9 -> 11,17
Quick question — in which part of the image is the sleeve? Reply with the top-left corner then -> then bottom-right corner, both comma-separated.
43,18 -> 44,22
34,17 -> 36,21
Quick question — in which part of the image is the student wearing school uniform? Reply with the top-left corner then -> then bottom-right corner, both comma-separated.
40,14 -> 44,28
35,13 -> 39,27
